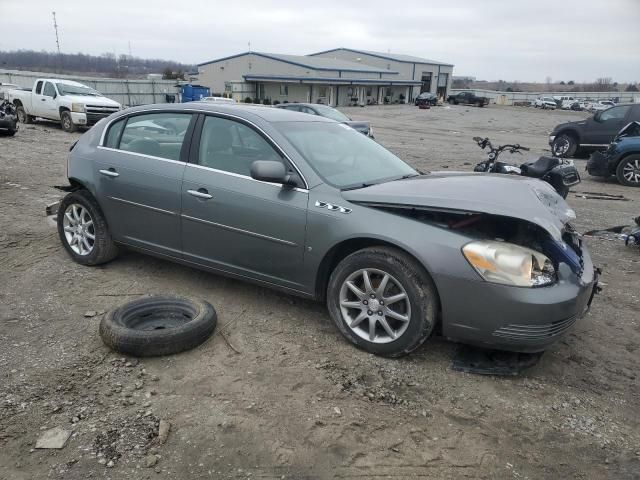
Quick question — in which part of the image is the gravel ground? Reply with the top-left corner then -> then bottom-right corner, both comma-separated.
1,104 -> 639,480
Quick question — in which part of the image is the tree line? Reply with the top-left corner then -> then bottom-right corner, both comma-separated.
0,50 -> 196,79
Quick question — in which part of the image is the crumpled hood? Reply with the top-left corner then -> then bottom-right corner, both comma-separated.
342,172 -> 575,240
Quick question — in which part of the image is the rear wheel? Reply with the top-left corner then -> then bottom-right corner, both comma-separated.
616,155 -> 640,187
552,134 -> 578,157
327,247 -> 439,358
16,106 -> 33,124
57,190 -> 118,265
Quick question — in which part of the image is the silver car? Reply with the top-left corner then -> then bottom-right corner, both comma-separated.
56,103 -> 598,357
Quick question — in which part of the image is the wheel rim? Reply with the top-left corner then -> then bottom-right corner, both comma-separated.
62,115 -> 71,129
554,137 -> 570,155
339,268 -> 411,344
622,159 -> 640,184
62,203 -> 95,255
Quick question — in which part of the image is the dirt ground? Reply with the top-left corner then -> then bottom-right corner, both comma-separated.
1,104 -> 639,480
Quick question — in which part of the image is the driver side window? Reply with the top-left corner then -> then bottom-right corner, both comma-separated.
600,106 -> 630,122
43,82 -> 56,97
197,116 -> 283,176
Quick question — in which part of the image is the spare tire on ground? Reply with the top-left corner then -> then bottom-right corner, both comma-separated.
99,296 -> 217,357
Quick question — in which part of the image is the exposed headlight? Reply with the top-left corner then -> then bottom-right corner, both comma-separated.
71,103 -> 86,113
462,240 -> 556,287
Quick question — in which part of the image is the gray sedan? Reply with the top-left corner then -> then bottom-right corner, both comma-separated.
56,103 -> 597,357
275,103 -> 373,137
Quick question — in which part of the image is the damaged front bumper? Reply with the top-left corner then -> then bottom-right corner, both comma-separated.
440,247 -> 599,353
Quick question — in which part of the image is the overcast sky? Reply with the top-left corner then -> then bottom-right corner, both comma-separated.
1,0 -> 639,82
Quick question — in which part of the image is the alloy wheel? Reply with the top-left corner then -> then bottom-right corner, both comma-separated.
62,203 -> 95,255
339,268 -> 411,344
622,159 -> 640,184
554,137 -> 570,156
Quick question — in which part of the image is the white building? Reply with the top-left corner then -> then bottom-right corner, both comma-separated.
196,48 -> 453,106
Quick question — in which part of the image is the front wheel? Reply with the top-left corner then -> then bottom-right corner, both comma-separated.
552,134 -> 577,157
57,190 -> 118,265
16,106 -> 33,124
60,111 -> 77,133
327,247 -> 439,357
616,155 -> 640,187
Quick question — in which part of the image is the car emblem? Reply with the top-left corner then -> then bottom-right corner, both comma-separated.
315,200 -> 352,214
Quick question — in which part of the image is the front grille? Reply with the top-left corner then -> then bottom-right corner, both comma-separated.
86,113 -> 112,125
493,315 -> 578,341
85,105 -> 119,126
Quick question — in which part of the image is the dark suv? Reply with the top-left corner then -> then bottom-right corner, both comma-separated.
549,103 -> 640,157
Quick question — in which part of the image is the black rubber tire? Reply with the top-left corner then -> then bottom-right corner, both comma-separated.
100,296 -> 217,357
16,106 -> 33,124
552,134 -> 578,158
57,190 -> 119,265
615,155 -> 640,187
327,246 -> 439,358
60,111 -> 77,132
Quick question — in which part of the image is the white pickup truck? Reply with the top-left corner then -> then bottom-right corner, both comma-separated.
10,78 -> 121,132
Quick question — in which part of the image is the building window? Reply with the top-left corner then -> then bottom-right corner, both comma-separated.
366,87 -> 372,96
318,86 -> 327,98
280,84 -> 288,96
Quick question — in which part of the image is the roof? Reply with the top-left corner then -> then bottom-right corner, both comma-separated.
243,74 -> 421,85
308,48 -> 454,67
198,51 -> 398,74
113,102 -> 335,124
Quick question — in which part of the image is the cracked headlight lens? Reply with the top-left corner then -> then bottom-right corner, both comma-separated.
463,240 -> 556,287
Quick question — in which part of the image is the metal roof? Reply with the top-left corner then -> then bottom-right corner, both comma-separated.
244,74 -> 421,85
309,48 -> 454,67
198,51 -> 399,74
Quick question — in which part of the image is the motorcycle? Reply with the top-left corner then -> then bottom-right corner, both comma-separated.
472,137 -> 581,198
0,100 -> 18,136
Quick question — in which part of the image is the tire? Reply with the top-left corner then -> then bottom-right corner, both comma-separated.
16,106 -> 33,124
552,133 -> 578,158
327,246 -> 439,358
615,155 -> 640,187
99,296 -> 217,357
60,110 -> 77,132
57,189 -> 118,265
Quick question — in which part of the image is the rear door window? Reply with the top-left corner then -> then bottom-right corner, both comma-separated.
116,113 -> 193,161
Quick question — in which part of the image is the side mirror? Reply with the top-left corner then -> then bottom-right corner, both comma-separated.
250,160 -> 294,186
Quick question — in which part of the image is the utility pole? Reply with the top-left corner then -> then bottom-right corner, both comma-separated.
52,11 -> 61,72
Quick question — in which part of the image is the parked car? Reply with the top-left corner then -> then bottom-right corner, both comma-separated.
275,103 -> 373,137
414,92 -> 438,107
9,78 -> 121,132
447,91 -> 489,107
587,121 -> 640,187
549,103 -> 640,157
200,96 -> 236,104
590,100 -> 616,112
534,97 -> 557,110
53,103 -> 597,357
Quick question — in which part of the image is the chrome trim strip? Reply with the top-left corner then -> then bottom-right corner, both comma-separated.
97,146 -> 187,165
186,163 -> 309,193
97,108 -> 309,189
108,196 -> 176,216
580,143 -> 607,147
181,214 -> 297,247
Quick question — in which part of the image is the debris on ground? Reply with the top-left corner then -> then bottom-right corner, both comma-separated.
35,427 -> 71,449
451,345 -> 543,375
157,420 -> 171,445
575,191 -> 627,201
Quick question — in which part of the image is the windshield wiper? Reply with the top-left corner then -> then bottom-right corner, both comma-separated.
341,182 -> 377,191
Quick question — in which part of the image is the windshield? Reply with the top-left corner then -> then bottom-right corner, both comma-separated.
56,83 -> 102,97
313,105 -> 350,122
276,121 -> 417,189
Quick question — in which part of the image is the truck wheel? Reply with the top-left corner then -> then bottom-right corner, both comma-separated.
552,134 -> 577,157
61,111 -> 77,133
616,155 -> 640,187
16,106 -> 33,124
327,246 -> 439,358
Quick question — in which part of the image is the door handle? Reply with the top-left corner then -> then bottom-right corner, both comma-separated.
99,169 -> 119,178
187,189 -> 213,200
41,98 -> 46,101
